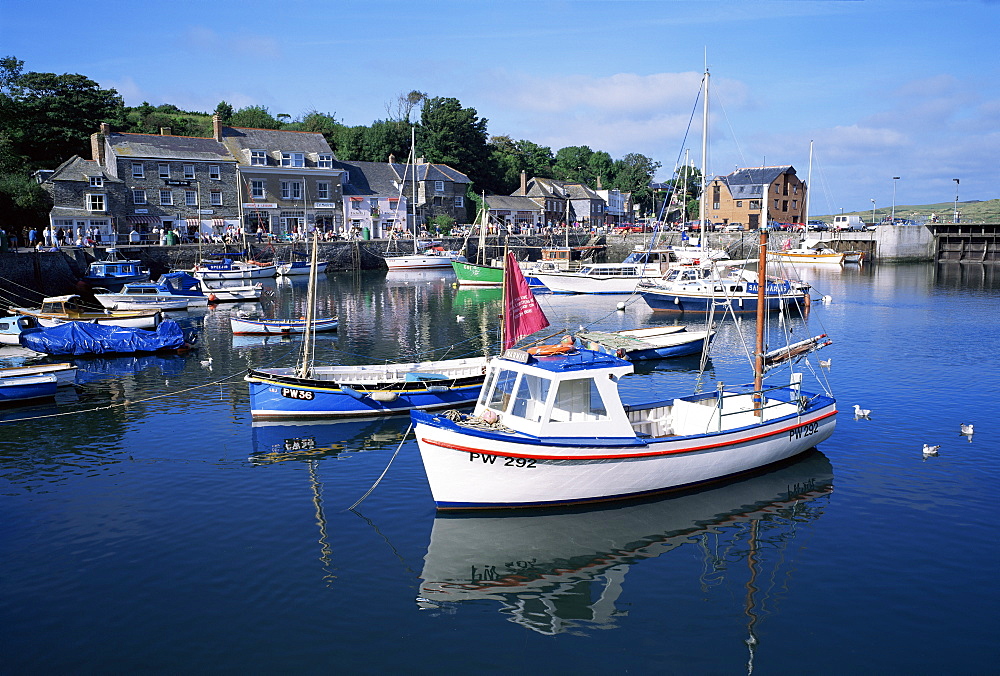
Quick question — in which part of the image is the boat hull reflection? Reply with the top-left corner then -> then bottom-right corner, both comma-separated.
418,450 -> 833,635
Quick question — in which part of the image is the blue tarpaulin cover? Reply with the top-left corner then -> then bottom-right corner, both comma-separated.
20,320 -> 187,356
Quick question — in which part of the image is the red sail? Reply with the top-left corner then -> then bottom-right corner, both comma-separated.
502,252 -> 549,350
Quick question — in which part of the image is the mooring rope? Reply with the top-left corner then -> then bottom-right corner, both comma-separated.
345,422 -> 413,511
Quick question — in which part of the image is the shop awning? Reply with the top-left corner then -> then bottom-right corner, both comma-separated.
186,218 -> 200,227
127,215 -> 160,224
212,219 -> 226,228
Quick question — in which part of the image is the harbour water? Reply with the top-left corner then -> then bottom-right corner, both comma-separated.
2,262 -> 998,673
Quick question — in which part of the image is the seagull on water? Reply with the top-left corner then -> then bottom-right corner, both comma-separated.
456,315 -> 465,323
922,443 -> 940,458
853,404 -> 871,419
819,358 -> 831,369
200,357 -> 213,371
960,423 -> 974,436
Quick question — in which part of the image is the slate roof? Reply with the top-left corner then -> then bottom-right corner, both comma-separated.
719,166 -> 796,199
220,127 -> 333,162
335,160 -> 405,196
45,156 -> 122,183
513,177 -> 571,198
486,195 -> 542,211
106,133 -> 232,161
387,161 -> 470,185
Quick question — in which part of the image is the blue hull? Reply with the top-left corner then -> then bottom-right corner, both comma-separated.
247,374 -> 483,419
0,378 -> 58,404
641,291 -> 805,314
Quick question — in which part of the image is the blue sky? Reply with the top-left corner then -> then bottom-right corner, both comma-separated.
4,0 -> 998,216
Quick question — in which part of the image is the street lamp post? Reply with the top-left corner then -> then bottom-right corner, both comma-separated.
953,178 -> 960,223
871,198 -> 876,225
891,177 -> 900,223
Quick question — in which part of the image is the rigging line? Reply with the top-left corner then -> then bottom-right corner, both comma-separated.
0,368 -> 250,425
345,422 -> 412,511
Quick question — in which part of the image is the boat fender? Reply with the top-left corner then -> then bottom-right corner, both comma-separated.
340,384 -> 365,400
208,293 -> 217,302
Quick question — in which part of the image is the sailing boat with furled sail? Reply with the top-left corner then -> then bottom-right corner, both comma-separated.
244,251 -> 548,419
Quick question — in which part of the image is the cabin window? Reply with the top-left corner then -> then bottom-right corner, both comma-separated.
509,373 -> 551,423
487,369 -> 519,411
548,378 -> 609,422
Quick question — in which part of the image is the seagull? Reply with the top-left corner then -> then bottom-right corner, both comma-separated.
200,357 -> 213,371
822,295 -> 833,304
853,404 -> 871,419
960,423 -> 974,436
922,443 -> 940,458
456,315 -> 465,323
819,358 -> 831,369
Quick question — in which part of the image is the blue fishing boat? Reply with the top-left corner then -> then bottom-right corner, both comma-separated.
0,314 -> 44,345
639,264 -> 810,314
83,248 -> 150,291
19,319 -> 194,356
0,373 -> 58,405
573,326 -> 715,360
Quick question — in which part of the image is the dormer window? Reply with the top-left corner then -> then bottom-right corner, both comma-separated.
281,152 -> 304,168
250,150 -> 267,166
88,175 -> 103,188
318,153 -> 333,169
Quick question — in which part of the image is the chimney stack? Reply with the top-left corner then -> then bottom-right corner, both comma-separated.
160,127 -> 171,136
520,170 -> 527,194
212,114 -> 223,142
388,153 -> 395,164
91,123 -> 111,166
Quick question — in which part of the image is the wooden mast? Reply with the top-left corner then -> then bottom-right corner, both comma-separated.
753,227 -> 768,414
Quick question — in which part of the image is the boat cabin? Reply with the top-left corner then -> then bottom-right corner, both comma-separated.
39,295 -> 98,316
474,349 -> 636,439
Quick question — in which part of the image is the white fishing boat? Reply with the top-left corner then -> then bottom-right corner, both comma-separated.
0,362 -> 78,387
15,295 -> 162,329
383,127 -> 466,270
202,282 -> 264,303
189,256 -> 277,280
94,272 -> 210,310
773,239 -> 863,265
0,314 -> 43,345
639,261 -> 811,314
230,314 -> 339,335
411,85 -> 837,509
277,259 -> 329,276
531,248 -> 676,294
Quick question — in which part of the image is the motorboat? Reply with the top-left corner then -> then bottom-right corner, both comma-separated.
82,248 -> 150,291
16,295 -> 163,329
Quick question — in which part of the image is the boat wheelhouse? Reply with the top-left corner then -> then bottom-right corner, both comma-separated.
412,347 -> 836,510
83,248 -> 150,291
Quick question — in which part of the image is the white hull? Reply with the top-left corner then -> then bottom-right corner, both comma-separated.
26,313 -> 161,330
276,261 -> 328,276
230,317 -> 338,335
0,362 -> 77,387
202,283 -> 263,302
385,254 -> 466,270
773,251 -> 846,265
414,400 -> 836,508
531,271 -> 660,294
190,263 -> 277,280
94,295 -> 194,311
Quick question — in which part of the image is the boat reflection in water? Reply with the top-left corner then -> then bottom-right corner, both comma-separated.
418,450 -> 833,640
249,417 -> 411,463
72,354 -> 189,383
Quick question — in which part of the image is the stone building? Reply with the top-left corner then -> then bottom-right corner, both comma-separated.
216,117 -> 345,238
41,123 -> 239,243
706,166 -> 807,229
485,195 -> 543,230
386,156 -> 471,230
512,173 -> 571,226
336,160 -> 408,239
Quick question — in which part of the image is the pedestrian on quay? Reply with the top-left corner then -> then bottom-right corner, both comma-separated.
10,231 -> 18,252
28,228 -> 37,247
55,227 -> 64,246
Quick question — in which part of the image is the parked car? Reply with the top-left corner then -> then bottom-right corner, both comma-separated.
807,220 -> 829,231
723,223 -> 744,232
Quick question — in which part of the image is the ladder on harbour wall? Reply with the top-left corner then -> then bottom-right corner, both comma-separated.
933,224 -> 1000,264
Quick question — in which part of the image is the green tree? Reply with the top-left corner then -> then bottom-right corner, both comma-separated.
553,146 -> 595,183
386,90 -> 427,123
214,100 -> 234,124
1,64 -> 124,170
362,119 -> 412,164
610,153 -> 661,214
418,96 -> 493,191
230,105 -> 282,129
0,172 -> 52,241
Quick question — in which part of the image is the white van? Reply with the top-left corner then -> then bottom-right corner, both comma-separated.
833,215 -> 866,231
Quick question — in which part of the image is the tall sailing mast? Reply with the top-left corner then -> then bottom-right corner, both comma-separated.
699,65 -> 709,242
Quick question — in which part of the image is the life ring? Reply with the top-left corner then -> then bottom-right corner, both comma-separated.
528,342 -> 576,357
